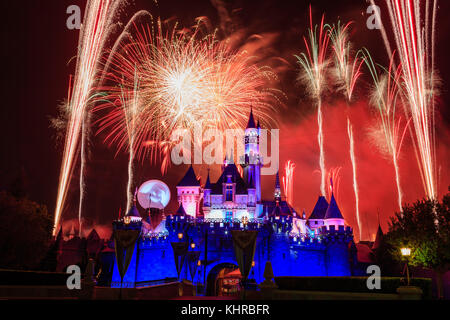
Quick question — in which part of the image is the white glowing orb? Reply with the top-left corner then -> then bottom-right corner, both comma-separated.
137,180 -> 171,209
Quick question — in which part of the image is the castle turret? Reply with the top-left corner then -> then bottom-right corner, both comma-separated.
324,193 -> 345,227
176,165 -> 201,218
124,197 -> 142,223
308,195 -> 328,229
175,203 -> 187,216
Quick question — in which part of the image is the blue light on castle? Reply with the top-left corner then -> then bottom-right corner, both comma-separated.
110,109 -> 357,291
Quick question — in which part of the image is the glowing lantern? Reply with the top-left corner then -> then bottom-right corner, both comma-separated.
401,248 -> 411,256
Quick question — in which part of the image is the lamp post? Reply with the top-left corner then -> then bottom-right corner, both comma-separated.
401,247 -> 411,286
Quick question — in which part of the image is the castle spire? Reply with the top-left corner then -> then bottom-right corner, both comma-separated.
372,224 -> 384,250
324,193 -> 344,220
246,107 -> 256,129
204,169 -> 212,189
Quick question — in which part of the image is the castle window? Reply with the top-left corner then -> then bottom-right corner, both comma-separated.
226,186 -> 233,201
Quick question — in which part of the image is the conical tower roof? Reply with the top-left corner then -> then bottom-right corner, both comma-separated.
87,228 -> 100,241
204,170 -> 212,189
372,224 -> 384,250
69,223 -> 77,236
309,195 -> 329,219
324,193 -> 344,219
175,204 -> 187,216
177,165 -> 200,187
246,108 -> 256,129
126,204 -> 141,217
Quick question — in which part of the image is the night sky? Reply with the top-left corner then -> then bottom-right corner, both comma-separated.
1,0 -> 449,241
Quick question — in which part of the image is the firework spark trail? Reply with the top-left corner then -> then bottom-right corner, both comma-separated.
120,69 -> 141,213
365,51 -> 410,212
54,0 -> 123,235
96,13 -> 282,172
326,167 -> 342,202
347,120 -> 363,240
78,120 -> 86,237
385,0 -> 438,201
295,6 -> 330,197
282,160 -> 296,205
328,20 -> 365,238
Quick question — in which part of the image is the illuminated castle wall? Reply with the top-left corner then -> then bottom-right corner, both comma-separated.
109,110 -> 358,289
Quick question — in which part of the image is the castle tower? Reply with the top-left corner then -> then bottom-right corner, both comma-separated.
242,108 -> 262,202
176,165 -> 201,218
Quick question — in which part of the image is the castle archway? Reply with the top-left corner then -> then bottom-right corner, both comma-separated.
206,262 -> 241,296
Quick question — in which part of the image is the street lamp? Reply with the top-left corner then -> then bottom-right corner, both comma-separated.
178,233 -> 183,240
401,248 -> 411,256
401,247 -> 411,286
191,242 -> 196,249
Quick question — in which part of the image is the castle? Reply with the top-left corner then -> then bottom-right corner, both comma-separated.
108,110 -> 359,293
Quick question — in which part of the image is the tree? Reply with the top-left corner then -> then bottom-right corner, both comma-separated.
385,189 -> 450,299
0,191 -> 53,270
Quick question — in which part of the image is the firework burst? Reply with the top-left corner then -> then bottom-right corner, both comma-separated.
327,21 -> 365,102
96,12 -> 281,172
